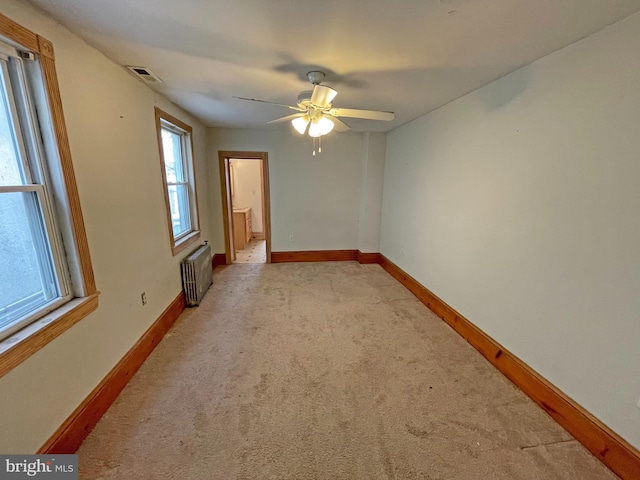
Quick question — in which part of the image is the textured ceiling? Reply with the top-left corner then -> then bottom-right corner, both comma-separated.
26,0 -> 640,132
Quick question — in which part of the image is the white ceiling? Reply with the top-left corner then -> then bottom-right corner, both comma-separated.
27,0 -> 640,132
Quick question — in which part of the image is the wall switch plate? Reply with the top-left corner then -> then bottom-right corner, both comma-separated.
141,292 -> 147,305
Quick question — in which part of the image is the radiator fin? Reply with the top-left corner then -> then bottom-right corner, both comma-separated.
181,243 -> 212,307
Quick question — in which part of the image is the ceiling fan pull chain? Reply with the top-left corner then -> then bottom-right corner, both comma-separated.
319,136 -> 322,153
312,136 -> 316,156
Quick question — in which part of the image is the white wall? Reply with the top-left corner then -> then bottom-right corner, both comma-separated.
381,13 -> 640,448
210,128 -> 369,251
0,0 -> 215,453
358,133 -> 386,253
230,159 -> 263,233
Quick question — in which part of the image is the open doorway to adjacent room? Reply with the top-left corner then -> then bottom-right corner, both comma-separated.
218,151 -> 271,264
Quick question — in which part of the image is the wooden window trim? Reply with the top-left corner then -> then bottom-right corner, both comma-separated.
154,107 -> 201,256
0,13 -> 98,378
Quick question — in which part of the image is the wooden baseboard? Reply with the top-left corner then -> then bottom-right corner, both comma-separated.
272,250 -> 358,263
38,292 -> 186,454
357,251 -> 381,264
270,250 -> 382,265
378,255 -> 640,480
212,253 -> 227,269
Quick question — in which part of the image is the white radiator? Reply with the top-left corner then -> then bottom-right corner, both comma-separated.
181,243 -> 213,307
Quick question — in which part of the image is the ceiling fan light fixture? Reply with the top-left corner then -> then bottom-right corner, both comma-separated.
237,70 -> 394,142
308,116 -> 334,137
291,115 -> 310,134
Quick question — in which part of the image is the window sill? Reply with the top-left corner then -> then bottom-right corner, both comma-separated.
171,230 -> 200,256
0,293 -> 99,379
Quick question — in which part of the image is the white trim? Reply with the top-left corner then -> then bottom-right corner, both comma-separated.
160,119 -> 187,135
160,121 -> 198,241
0,185 -> 39,192
0,58 -> 32,184
0,38 -> 73,339
0,294 -> 70,342
0,41 -> 18,61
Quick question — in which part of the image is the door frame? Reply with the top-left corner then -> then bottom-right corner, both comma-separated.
218,150 -> 271,264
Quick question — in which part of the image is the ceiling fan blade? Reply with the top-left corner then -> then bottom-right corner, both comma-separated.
234,96 -> 304,111
267,113 -> 304,124
310,85 -> 338,108
327,115 -> 350,132
329,107 -> 395,121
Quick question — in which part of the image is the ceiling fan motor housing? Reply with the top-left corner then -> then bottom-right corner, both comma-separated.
297,90 -> 313,108
307,70 -> 326,85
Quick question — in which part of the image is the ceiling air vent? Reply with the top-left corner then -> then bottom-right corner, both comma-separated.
125,66 -> 162,84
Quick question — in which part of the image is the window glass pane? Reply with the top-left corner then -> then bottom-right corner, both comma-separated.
0,191 -> 59,332
167,184 -> 191,238
161,128 -> 185,183
0,70 -> 26,186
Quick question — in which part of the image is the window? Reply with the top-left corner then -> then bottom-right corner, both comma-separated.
0,41 -> 71,340
155,108 -> 200,255
0,14 -> 98,376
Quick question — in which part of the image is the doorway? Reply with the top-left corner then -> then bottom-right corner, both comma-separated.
218,151 -> 271,264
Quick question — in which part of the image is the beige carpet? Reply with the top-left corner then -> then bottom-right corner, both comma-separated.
77,262 -> 617,479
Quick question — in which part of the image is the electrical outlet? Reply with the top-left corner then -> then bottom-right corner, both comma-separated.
141,292 -> 147,306
289,234 -> 294,242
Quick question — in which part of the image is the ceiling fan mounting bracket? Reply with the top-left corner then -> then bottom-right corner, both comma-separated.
307,71 -> 326,85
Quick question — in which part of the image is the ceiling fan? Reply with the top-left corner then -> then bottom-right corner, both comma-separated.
235,71 -> 395,137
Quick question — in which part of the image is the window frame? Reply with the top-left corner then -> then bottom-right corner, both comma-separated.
0,41 -> 72,340
154,108 -> 200,255
0,14 -> 98,378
